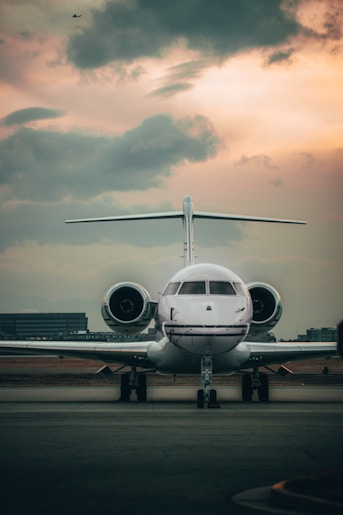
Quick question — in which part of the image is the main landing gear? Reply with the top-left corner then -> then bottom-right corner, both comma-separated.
196,354 -> 220,408
119,367 -> 147,402
242,368 -> 269,402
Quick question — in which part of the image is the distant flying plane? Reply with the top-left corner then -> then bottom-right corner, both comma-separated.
0,196 -> 337,407
72,14 -> 81,18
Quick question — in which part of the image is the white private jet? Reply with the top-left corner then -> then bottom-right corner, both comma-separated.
0,196 -> 337,407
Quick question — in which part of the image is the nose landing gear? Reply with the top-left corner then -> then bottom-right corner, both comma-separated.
197,354 -> 220,408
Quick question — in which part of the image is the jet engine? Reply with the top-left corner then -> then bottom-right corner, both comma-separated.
101,282 -> 155,335
246,282 -> 282,339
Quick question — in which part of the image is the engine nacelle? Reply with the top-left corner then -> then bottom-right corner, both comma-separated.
247,282 -> 282,339
101,282 -> 154,335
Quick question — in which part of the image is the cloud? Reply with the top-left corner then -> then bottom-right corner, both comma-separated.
271,177 -> 284,187
0,112 -> 224,251
1,107 -> 65,126
150,59 -> 213,97
0,197 -> 246,253
234,154 -> 279,170
67,0 -> 301,69
0,198 -> 177,251
150,83 -> 193,98
267,47 -> 294,64
296,0 -> 343,42
321,4 -> 343,40
0,113 -> 221,201
294,152 -> 316,169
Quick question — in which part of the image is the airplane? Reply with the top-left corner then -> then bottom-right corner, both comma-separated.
72,14 -> 81,18
0,196 -> 337,407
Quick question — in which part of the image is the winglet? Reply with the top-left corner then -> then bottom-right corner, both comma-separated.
337,320 -> 343,358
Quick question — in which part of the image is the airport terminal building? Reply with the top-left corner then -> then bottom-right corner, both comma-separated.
0,313 -> 88,339
297,327 -> 337,342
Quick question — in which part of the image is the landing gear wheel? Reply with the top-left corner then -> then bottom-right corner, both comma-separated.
209,389 -> 217,403
136,373 -> 147,402
197,389 -> 205,408
119,373 -> 131,402
257,373 -> 269,402
242,373 -> 253,402
207,388 -> 221,408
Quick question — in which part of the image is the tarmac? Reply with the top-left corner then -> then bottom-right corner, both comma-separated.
1,392 -> 342,514
1,356 -> 342,514
233,469 -> 343,514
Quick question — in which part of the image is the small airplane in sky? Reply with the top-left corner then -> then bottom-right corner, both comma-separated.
0,196 -> 337,407
72,14 -> 81,18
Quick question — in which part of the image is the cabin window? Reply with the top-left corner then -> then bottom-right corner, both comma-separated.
162,282 -> 181,296
209,281 -> 236,295
179,281 -> 206,295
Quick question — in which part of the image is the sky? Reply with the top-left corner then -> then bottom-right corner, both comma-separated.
0,0 -> 342,339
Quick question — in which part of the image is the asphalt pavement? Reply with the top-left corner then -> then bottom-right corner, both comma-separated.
0,392 -> 342,515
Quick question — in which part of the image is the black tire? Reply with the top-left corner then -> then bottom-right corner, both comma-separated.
209,389 -> 217,403
257,373 -> 269,402
197,389 -> 205,408
136,373 -> 147,402
119,374 -> 131,402
242,373 -> 253,402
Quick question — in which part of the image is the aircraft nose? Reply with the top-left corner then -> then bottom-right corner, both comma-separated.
201,302 -> 220,323
200,298 -> 249,326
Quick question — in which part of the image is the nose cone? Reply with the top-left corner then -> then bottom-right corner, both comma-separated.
159,262 -> 252,355
163,297 -> 250,356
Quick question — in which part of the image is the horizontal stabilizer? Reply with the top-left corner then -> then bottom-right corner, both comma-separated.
193,212 -> 306,224
65,211 -> 183,224
65,195 -> 306,266
66,210 -> 306,225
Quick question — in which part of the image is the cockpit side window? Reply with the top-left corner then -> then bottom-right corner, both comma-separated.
233,282 -> 247,296
209,281 -> 236,295
162,282 -> 181,296
179,281 -> 206,295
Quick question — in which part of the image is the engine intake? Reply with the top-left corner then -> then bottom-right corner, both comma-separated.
247,282 -> 282,339
102,282 -> 154,335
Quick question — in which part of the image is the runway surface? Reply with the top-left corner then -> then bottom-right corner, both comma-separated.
1,384 -> 343,402
1,388 -> 342,515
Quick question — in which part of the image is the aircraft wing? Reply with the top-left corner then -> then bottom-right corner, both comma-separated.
0,340 -> 155,368
241,341 -> 337,368
0,340 -> 338,372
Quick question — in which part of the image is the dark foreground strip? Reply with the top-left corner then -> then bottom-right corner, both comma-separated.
271,469 -> 343,514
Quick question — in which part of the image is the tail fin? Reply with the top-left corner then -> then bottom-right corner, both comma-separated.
66,195 -> 306,267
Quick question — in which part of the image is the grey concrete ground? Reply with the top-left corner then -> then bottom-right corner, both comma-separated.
0,391 -> 342,515
0,384 -> 343,402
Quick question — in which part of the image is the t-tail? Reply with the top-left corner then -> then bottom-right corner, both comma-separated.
65,195 -> 306,268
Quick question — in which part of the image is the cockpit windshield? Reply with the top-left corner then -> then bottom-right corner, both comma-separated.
209,281 -> 236,295
163,279 -> 245,296
162,282 -> 181,296
179,281 -> 206,295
